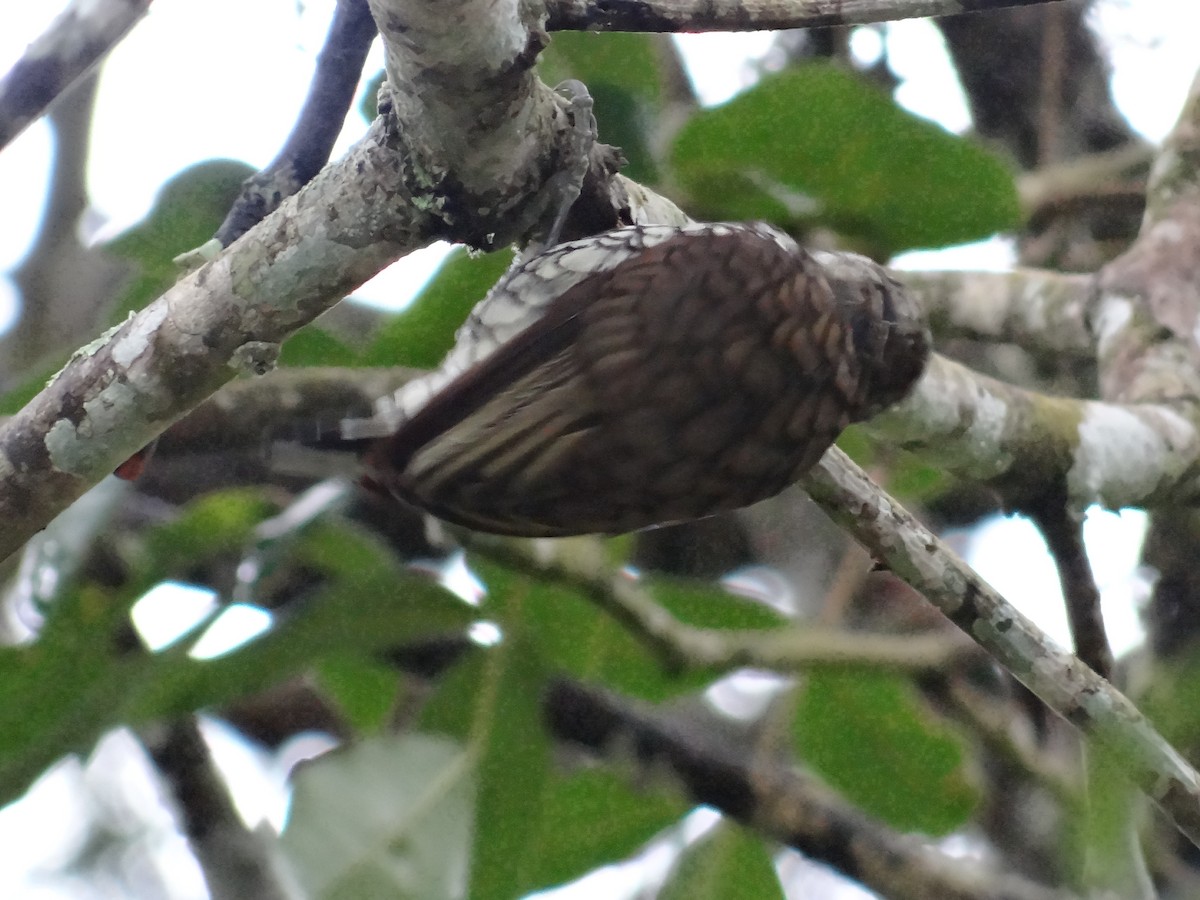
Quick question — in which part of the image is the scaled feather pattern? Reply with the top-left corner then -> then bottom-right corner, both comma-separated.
340,222 -> 930,536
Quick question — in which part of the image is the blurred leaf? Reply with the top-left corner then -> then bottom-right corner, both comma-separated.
103,159 -> 254,321
543,32 -> 662,105
529,769 -> 688,890
361,248 -> 512,368
472,559 -> 684,702
127,523 -> 473,719
317,654 -> 401,733
1140,649 -> 1200,750
279,325 -> 357,367
0,512 -> 472,807
422,648 -> 690,895
659,821 -> 784,900
886,454 -> 951,503
0,583 -> 141,803
470,554 -> 786,704
141,488 -> 278,574
282,733 -> 473,900
541,32 -> 664,182
649,576 -> 787,631
835,423 -> 874,467
671,64 -> 1020,254
420,618 -> 553,898
793,670 -> 977,835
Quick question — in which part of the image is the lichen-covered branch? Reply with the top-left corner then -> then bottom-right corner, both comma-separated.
895,268 -> 1093,356
0,120 -> 423,563
867,353 -> 1200,510
366,0 -> 596,249
0,0 -> 150,152
0,0 -> 610,563
802,447 -> 1200,851
1094,66 -> 1200,410
545,0 -> 1068,33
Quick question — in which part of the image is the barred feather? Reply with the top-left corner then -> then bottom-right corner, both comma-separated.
346,222 -> 929,536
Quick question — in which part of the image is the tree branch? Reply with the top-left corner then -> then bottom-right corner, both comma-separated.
1028,500 -> 1112,679
867,352 -> 1200,509
1095,65 -> 1200,410
144,717 -> 301,900
0,0 -> 615,563
545,0 -> 1069,33
895,268 -> 1094,357
544,678 -> 1078,900
462,532 -> 977,674
802,447 -> 1200,851
0,0 -> 150,152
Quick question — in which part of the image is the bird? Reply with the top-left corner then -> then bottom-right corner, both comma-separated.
329,221 -> 930,537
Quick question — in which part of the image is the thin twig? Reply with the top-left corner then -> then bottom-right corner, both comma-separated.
215,0 -> 378,246
0,0 -> 150,152
462,532 -> 975,674
1027,498 -> 1112,679
143,717 -> 301,900
941,678 -> 1078,804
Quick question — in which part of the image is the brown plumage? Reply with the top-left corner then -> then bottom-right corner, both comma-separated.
351,222 -> 929,536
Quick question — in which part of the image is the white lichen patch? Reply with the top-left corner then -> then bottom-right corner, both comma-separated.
1069,403 -> 1196,508
886,356 -> 1013,477
45,314 -> 136,389
111,304 -> 168,369
44,378 -> 147,477
1092,295 -> 1134,359
228,341 -> 281,377
967,388 -> 1012,464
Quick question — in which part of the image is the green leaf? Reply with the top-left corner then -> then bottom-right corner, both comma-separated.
529,769 -> 688,891
671,64 -> 1020,254
419,594 -> 553,900
126,526 -> 475,721
278,325 -> 357,367
282,733 -> 474,900
885,454 -> 951,503
649,577 -> 787,631
423,654 -> 690,896
0,584 -> 143,802
470,559 -> 686,702
659,821 -> 784,900
141,488 -> 278,573
793,670 -> 977,835
317,654 -> 401,733
361,248 -> 513,368
0,512 -> 474,807
471,556 -> 788,703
